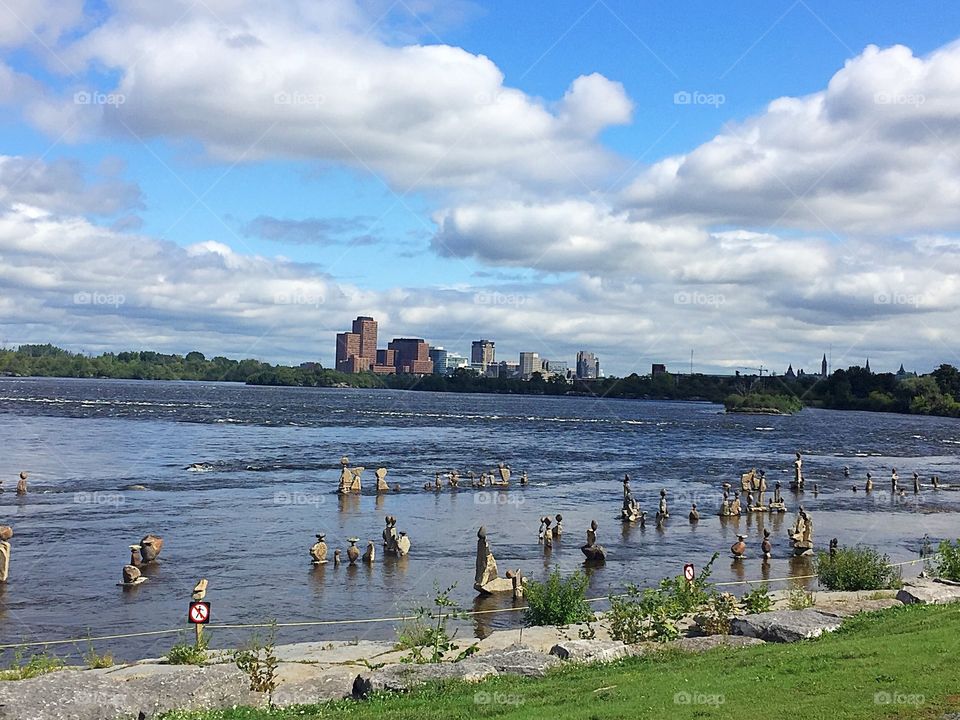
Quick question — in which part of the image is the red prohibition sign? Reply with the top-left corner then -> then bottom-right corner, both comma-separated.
683,564 -> 696,582
188,601 -> 211,624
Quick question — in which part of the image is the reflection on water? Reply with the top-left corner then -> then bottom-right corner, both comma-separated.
0,376 -> 957,660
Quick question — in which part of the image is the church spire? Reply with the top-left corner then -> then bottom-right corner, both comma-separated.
821,353 -> 828,377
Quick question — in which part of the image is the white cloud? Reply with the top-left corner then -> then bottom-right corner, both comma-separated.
624,42 -> 960,236
21,1 -> 631,193
0,0 -> 84,48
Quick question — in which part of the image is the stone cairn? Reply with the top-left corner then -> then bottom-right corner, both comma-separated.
346,538 -> 361,564
375,467 -> 390,493
731,534 -> 747,559
382,515 -> 411,556
0,526 -> 11,582
474,526 -> 523,597
761,529 -> 772,559
581,520 -> 606,564
620,475 -> 644,524
338,456 -> 364,494
16,472 -> 27,496
789,507 -> 814,556
790,452 -> 804,490
139,534 -> 164,563
310,534 -> 328,565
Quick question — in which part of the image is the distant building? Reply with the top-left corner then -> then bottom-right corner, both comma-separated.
430,347 -> 467,375
785,364 -> 796,379
388,338 -> 433,374
471,340 -> 495,369
576,351 -> 600,379
372,348 -> 396,375
865,358 -> 871,373
519,352 -> 541,380
895,363 -> 917,381
544,359 -> 568,375
651,363 -> 667,376
335,315 -> 378,373
821,353 -> 828,377
498,361 -> 520,379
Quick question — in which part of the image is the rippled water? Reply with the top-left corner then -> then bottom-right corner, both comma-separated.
0,377 -> 958,660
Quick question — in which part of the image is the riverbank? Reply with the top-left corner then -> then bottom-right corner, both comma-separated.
1,586 -> 958,720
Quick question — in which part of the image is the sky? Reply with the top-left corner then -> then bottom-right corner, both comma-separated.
2,0 -> 960,376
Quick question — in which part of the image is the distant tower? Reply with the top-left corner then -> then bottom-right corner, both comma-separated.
821,353 -> 828,377
865,358 -> 871,373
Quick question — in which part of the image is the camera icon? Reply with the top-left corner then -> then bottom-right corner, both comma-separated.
73,91 -> 91,105
73,291 -> 92,304
274,92 -> 291,105
673,91 -> 692,105
674,291 -> 691,305
873,292 -> 891,305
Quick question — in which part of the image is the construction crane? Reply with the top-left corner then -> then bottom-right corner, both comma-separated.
737,365 -> 767,376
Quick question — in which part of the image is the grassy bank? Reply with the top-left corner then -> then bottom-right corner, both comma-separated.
162,604 -> 960,720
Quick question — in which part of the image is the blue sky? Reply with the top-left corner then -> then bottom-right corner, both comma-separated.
2,0 -> 960,374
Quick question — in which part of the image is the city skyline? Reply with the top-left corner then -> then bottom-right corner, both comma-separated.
3,3 -> 960,376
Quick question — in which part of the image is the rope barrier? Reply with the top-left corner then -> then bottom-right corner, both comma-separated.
0,555 -> 937,651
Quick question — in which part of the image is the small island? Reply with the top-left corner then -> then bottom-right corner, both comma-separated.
724,393 -> 803,415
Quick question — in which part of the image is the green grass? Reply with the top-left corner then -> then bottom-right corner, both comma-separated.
159,604 -> 960,720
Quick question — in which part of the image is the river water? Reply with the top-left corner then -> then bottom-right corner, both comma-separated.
0,377 -> 957,660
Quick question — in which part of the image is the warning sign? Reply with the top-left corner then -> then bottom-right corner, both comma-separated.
683,564 -> 695,582
188,601 -> 210,624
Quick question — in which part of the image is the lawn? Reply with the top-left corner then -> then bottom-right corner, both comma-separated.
162,604 -> 960,720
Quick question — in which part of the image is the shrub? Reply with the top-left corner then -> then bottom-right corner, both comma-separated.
741,583 -> 773,614
524,568 -> 593,627
936,539 -> 960,581
167,635 -> 209,666
816,546 -> 899,591
234,625 -> 279,704
81,642 -> 113,669
608,554 -> 721,643
0,650 -> 64,680
699,593 -> 738,635
788,589 -> 815,609
399,584 -> 478,664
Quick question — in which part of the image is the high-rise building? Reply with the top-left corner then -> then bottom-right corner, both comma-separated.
352,316 -> 377,365
576,351 -> 600,379
471,339 -> 495,368
335,331 -> 361,372
388,338 -> 434,374
335,315 -> 378,372
519,351 -> 541,380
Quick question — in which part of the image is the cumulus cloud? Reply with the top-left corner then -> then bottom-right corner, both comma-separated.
21,1 -> 631,193
624,42 -> 960,236
0,156 -> 142,216
0,0 -> 84,48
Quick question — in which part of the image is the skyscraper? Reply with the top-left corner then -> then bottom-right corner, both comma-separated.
388,338 -> 434,374
471,339 -> 495,368
519,352 -> 541,380
576,351 -> 600,379
335,315 -> 378,372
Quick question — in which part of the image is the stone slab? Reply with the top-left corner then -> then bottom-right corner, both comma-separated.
669,635 -> 766,653
549,639 -> 643,663
352,660 -> 498,698
475,643 -> 560,677
730,609 -> 843,643
896,579 -> 960,605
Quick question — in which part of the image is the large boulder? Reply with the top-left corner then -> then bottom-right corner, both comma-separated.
549,639 -> 642,663
475,644 -> 560,677
730,609 -> 843,643
896,579 -> 960,606
352,661 -> 497,698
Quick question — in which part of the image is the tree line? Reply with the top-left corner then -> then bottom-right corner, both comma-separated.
2,345 -> 958,418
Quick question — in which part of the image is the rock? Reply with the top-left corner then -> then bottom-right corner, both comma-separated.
0,525 -> 12,541
475,644 -> 560,677
139,534 -> 163,562
730,609 -> 843,643
352,661 -> 497,698
896,579 -> 960,605
0,664 -> 262,720
669,635 -> 765,653
549,639 -> 641,663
